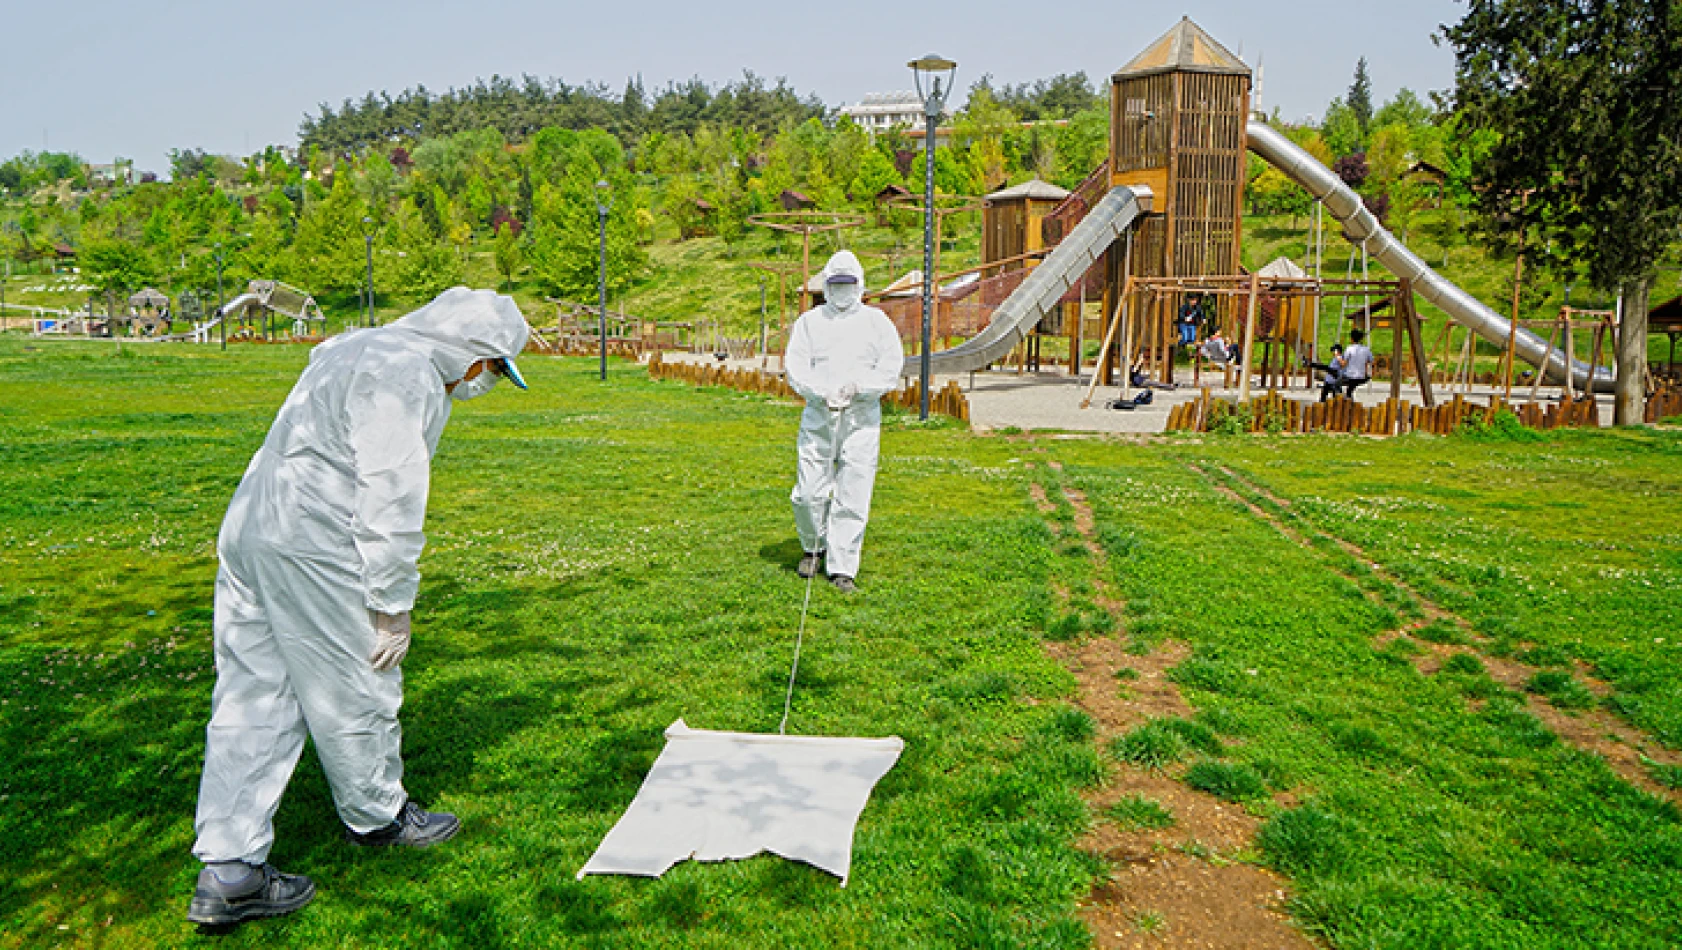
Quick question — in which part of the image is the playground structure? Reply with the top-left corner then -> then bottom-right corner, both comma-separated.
217,280 -> 327,341
904,17 -> 1619,415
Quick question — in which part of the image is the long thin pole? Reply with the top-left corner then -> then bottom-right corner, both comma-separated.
216,249 -> 225,351
919,78 -> 940,421
1239,271 -> 1261,401
598,202 -> 609,381
364,234 -> 374,327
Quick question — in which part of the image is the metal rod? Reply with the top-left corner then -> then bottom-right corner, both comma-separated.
919,77 -> 941,421
598,197 -> 609,381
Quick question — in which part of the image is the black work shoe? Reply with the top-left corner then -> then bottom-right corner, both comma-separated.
186,862 -> 315,928
830,574 -> 857,594
797,550 -> 825,579
344,799 -> 460,848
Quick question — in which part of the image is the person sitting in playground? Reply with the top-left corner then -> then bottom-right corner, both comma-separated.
1175,295 -> 1204,349
1315,344 -> 1345,401
1319,331 -> 1374,401
1338,329 -> 1374,398
1200,330 -> 1233,365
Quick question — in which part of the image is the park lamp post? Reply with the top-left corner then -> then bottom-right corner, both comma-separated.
215,242 -> 226,351
362,216 -> 375,327
596,180 -> 611,381
0,222 -> 16,335
909,53 -> 957,421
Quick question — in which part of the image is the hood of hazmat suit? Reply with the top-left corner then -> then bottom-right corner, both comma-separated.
223,286 -> 529,613
784,252 -> 905,579
195,288 -> 529,865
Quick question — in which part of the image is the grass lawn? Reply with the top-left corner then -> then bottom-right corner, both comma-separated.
2,336 -> 1681,948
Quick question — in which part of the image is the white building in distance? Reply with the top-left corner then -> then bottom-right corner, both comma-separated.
838,92 -> 924,134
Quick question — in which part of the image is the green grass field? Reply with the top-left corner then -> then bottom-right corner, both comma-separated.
3,338 -> 1681,948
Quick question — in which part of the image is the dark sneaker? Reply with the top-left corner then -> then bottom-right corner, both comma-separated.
797,550 -> 825,579
830,574 -> 857,594
344,799 -> 460,848
186,862 -> 315,928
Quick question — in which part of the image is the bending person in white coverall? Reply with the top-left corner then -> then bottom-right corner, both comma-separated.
785,251 -> 905,593
186,288 -> 530,930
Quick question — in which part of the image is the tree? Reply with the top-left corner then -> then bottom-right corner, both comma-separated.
493,225 -> 523,289
291,175 -> 371,294
169,148 -> 213,182
1446,0 -> 1682,424
1322,98 -> 1364,158
1347,58 -> 1374,138
383,199 -> 462,295
528,175 -> 645,300
850,148 -> 901,200
80,238 -> 157,296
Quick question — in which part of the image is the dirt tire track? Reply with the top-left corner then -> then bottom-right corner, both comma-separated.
1029,469 -> 1320,950
1194,460 -> 1682,804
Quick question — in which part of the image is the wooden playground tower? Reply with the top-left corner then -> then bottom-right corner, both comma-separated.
983,18 -> 1434,404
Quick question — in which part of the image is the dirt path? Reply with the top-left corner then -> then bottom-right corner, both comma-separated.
1193,461 -> 1682,805
1027,460 -> 1320,949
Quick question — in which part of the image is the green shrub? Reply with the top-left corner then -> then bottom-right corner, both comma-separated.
1525,670 -> 1597,710
1184,760 -> 1268,801
1442,653 -> 1485,676
1109,717 -> 1222,770
1046,705 -> 1096,743
1104,794 -> 1177,831
1258,804 -> 1359,877
1414,619 -> 1470,645
1647,759 -> 1682,791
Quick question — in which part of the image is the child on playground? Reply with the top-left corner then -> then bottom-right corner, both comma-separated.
1318,330 -> 1374,401
1315,344 -> 1345,401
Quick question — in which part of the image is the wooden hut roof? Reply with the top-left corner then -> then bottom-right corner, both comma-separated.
1650,296 -> 1682,333
779,189 -> 815,210
1256,257 -> 1310,281
875,184 -> 913,203
985,178 -> 1070,203
1114,17 -> 1250,79
128,287 -> 170,307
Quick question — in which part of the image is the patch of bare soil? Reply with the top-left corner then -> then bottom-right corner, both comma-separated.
1031,476 -> 1322,950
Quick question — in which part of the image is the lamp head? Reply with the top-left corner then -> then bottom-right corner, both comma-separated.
908,53 -> 958,104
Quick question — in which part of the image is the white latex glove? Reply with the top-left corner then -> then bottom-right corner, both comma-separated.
369,611 -> 411,672
826,382 -> 858,411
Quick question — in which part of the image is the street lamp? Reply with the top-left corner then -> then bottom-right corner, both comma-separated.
909,52 -> 957,421
596,180 -> 611,381
215,242 -> 226,351
361,216 -> 374,327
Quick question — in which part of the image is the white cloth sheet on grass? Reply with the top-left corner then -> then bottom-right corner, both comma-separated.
578,719 -> 903,885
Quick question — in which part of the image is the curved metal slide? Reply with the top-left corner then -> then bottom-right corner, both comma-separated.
1246,121 -> 1612,392
912,185 -> 1152,375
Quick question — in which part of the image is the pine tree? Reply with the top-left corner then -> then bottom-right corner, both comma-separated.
1347,58 -> 1373,139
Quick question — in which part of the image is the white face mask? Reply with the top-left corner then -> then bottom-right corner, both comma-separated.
826,282 -> 862,313
451,370 -> 498,402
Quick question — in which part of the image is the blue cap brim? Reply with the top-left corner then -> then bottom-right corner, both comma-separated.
500,358 -> 529,390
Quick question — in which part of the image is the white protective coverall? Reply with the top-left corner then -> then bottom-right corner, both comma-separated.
193,287 -> 529,865
784,251 -> 905,579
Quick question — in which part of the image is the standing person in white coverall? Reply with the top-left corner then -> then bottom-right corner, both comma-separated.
785,251 -> 905,593
185,288 -> 530,929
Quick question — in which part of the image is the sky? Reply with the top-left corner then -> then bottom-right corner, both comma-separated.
0,0 -> 1465,177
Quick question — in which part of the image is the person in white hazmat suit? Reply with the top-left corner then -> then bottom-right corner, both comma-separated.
186,288 -> 530,929
785,251 -> 905,593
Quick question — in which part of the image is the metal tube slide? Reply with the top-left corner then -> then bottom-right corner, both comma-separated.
1246,121 -> 1612,392
912,186 -> 1152,376
217,292 -> 260,319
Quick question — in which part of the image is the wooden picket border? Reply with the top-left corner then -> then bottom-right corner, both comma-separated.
646,351 -> 971,422
1165,388 -> 1609,437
